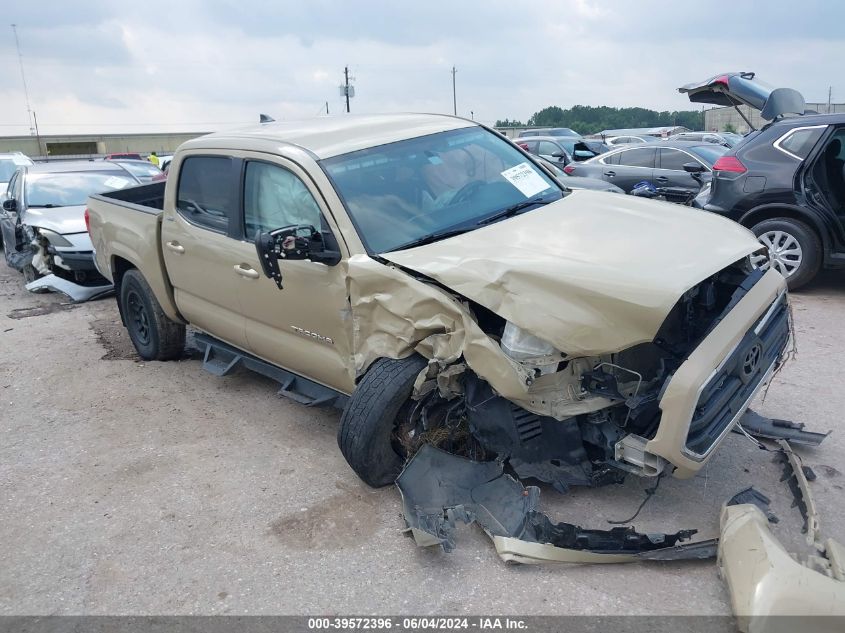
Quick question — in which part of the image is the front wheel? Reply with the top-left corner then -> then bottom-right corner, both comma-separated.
337,355 -> 428,487
119,269 -> 185,360
751,218 -> 821,291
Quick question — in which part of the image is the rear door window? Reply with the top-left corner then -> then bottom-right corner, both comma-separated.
176,156 -> 236,233
616,147 -> 656,168
538,141 -> 562,156
658,148 -> 694,171
777,127 -> 826,159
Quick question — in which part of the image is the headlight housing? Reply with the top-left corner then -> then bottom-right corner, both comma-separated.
500,322 -> 562,376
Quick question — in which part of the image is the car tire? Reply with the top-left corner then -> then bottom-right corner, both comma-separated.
119,269 -> 185,361
337,355 -> 428,488
751,218 -> 821,291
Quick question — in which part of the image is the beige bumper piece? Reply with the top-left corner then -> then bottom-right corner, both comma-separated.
719,440 -> 845,632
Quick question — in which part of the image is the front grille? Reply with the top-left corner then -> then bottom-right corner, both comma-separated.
685,293 -> 790,456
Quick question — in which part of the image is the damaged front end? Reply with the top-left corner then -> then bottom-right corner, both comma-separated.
352,251 -> 790,492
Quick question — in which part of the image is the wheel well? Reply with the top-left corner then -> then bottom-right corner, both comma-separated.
739,207 -> 829,255
110,256 -> 135,325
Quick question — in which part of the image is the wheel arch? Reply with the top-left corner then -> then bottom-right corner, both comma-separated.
738,204 -> 830,258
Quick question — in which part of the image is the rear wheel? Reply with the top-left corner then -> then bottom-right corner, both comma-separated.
119,269 -> 185,360
337,355 -> 428,487
751,217 -> 821,290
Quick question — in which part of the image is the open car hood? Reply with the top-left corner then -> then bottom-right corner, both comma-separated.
679,72 -> 805,121
382,190 -> 761,356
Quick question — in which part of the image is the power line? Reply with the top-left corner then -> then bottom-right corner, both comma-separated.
11,24 -> 34,135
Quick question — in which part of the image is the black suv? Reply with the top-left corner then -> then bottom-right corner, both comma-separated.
681,72 -> 845,289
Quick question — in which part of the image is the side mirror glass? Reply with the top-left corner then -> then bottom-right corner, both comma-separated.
255,224 -> 341,289
2,198 -> 16,212
682,162 -> 706,174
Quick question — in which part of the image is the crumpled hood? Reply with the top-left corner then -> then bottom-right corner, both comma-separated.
22,204 -> 87,235
382,190 -> 761,356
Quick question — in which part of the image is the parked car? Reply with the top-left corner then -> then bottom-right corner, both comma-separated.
115,159 -> 164,183
87,114 -> 788,494
0,152 -> 33,191
104,152 -> 143,161
534,156 -> 624,193
603,135 -> 661,146
681,72 -> 845,289
517,135 -> 608,165
667,131 -> 744,148
517,127 -> 580,138
1,161 -> 140,285
563,141 -> 728,197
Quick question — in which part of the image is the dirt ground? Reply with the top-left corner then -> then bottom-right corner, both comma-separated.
1,262 -> 843,616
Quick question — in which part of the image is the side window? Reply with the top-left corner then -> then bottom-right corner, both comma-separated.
659,148 -> 694,171
602,151 -> 621,165
176,156 -> 235,232
243,161 -> 322,238
778,127 -> 826,159
616,147 -> 656,168
538,141 -> 561,156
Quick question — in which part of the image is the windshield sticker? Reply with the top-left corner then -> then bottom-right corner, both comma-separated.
103,176 -> 130,189
501,162 -> 549,198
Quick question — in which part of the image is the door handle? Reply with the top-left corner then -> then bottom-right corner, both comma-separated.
603,170 -> 616,177
655,176 -> 669,183
165,241 -> 185,254
233,264 -> 260,279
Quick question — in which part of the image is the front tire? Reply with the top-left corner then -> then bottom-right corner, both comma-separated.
337,355 -> 427,487
119,269 -> 185,360
751,217 -> 821,291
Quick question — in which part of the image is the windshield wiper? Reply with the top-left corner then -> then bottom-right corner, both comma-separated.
390,227 -> 475,251
27,203 -> 65,208
476,196 -> 555,226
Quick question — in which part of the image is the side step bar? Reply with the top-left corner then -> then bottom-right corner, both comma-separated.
195,332 -> 349,410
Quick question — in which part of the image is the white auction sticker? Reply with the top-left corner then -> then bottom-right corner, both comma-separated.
103,177 -> 130,189
500,162 -> 549,198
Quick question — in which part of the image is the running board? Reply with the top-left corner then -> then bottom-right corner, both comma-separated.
196,332 -> 348,409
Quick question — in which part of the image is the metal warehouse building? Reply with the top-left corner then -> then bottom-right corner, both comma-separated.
704,102 -> 845,134
0,132 -> 207,160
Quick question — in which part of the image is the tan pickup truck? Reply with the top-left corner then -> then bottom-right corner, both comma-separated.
86,114 -> 790,490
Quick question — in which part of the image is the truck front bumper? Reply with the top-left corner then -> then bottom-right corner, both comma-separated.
641,268 -> 790,478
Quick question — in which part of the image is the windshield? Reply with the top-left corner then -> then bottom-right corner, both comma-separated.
721,132 -> 743,144
687,144 -> 729,165
25,171 -> 136,207
118,161 -> 161,178
322,127 -> 561,252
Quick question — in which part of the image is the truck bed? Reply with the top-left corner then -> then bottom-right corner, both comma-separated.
87,181 -> 182,322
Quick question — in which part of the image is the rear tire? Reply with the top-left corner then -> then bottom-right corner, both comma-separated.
751,217 -> 821,291
337,355 -> 428,487
119,269 -> 185,360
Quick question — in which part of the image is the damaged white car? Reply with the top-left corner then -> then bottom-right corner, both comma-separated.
1,160 -> 139,299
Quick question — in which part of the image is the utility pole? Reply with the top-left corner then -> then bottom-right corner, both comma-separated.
11,24 -> 35,136
828,86 -> 833,114
344,66 -> 350,113
326,101 -> 329,115
451,66 -> 457,116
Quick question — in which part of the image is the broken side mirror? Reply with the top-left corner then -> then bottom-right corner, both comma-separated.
255,224 -> 341,289
2,198 -> 16,213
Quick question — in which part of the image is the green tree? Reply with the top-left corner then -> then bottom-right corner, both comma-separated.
494,118 -> 525,127
508,105 -> 704,135
723,122 -> 737,133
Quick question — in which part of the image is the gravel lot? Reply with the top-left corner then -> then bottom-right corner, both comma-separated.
1,262 -> 843,616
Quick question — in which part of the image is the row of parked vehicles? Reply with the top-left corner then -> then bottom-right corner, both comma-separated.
514,75 -> 845,289
0,71 -> 835,494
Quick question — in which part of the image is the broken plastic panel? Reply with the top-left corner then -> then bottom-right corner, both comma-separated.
25,274 -> 113,303
396,444 -> 716,564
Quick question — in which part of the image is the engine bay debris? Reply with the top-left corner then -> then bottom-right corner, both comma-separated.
396,444 -> 717,563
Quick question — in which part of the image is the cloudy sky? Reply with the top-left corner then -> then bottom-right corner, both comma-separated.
0,0 -> 840,135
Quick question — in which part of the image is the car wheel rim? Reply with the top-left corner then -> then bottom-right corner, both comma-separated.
756,230 -> 802,278
127,291 -> 151,346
